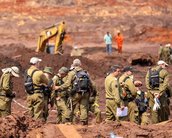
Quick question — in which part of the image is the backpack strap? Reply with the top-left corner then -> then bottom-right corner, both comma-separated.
30,69 -> 38,78
27,69 -> 39,87
123,76 -> 130,83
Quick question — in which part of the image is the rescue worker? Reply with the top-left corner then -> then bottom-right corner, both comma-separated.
115,31 -> 123,54
26,57 -> 48,121
163,44 -> 171,64
55,59 -> 90,125
105,65 -> 124,122
89,82 -> 102,123
52,67 -> 71,124
104,32 -> 112,55
145,60 -> 171,123
118,66 -> 139,124
43,67 -> 54,121
0,66 -> 20,117
158,44 -> 163,60
54,21 -> 66,55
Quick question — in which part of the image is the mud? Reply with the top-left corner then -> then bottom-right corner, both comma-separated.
0,42 -> 171,138
0,113 -> 44,137
0,0 -> 172,138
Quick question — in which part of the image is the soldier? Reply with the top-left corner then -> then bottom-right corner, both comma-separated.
0,66 -> 20,117
145,60 -> 170,123
52,67 -> 71,124
105,65 -> 124,122
118,66 -> 139,124
158,44 -> 163,60
89,82 -> 102,123
55,59 -> 90,125
26,57 -> 48,121
43,67 -> 54,121
163,44 -> 171,64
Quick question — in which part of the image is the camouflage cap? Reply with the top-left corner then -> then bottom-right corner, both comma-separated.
43,67 -> 53,75
58,67 -> 69,74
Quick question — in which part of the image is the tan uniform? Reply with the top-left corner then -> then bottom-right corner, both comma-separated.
105,74 -> 122,121
163,47 -> 171,64
145,66 -> 170,123
26,66 -> 48,120
59,67 -> 89,124
52,75 -> 71,123
158,46 -> 163,60
0,73 -> 13,117
89,83 -> 101,123
43,78 -> 53,121
118,74 -> 139,124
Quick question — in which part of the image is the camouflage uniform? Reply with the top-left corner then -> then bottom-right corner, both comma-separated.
118,74 -> 139,124
27,66 -> 48,120
43,75 -> 53,121
105,74 -> 123,121
145,66 -> 170,123
52,75 -> 71,123
89,83 -> 101,123
163,47 -> 171,64
159,46 -> 171,64
58,66 -> 90,124
0,73 -> 13,117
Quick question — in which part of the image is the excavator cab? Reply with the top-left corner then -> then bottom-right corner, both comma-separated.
36,21 -> 66,55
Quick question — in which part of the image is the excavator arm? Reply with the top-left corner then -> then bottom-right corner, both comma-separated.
36,25 -> 58,52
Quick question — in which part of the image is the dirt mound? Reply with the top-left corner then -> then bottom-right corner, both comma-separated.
0,43 -> 171,138
0,113 -> 43,137
77,121 -> 172,137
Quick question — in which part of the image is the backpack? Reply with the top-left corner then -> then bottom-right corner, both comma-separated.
149,68 -> 162,89
73,70 -> 90,93
24,69 -> 38,94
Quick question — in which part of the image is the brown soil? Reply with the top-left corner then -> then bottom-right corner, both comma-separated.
0,0 -> 172,137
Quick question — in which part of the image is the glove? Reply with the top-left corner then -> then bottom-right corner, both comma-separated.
93,103 -> 99,107
137,90 -> 141,95
153,97 -> 161,111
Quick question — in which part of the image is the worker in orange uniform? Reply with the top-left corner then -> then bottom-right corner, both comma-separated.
115,31 -> 124,54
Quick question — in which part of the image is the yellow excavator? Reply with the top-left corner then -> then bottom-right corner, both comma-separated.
36,21 -> 66,55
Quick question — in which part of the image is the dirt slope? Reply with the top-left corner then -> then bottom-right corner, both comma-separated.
0,0 -> 172,137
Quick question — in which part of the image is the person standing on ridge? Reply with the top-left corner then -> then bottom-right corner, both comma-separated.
115,31 -> 124,54
104,32 -> 112,55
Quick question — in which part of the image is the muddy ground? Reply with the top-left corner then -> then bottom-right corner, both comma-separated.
0,0 -> 172,138
0,43 -> 172,138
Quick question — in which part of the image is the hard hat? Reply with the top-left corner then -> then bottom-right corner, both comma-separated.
11,66 -> 20,77
117,30 -> 121,34
157,60 -> 168,66
30,57 -> 42,64
165,43 -> 171,47
72,59 -> 81,66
